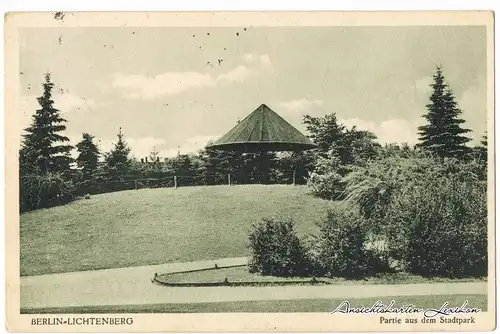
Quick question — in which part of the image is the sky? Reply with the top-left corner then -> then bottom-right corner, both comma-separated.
18,26 -> 488,159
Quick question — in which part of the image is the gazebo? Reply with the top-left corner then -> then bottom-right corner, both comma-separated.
207,104 -> 317,152
207,104 -> 317,185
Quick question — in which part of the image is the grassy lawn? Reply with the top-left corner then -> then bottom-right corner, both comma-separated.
22,294 -> 487,313
21,185 -> 337,276
157,266 -> 486,286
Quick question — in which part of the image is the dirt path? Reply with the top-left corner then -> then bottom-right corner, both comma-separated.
21,257 -> 487,309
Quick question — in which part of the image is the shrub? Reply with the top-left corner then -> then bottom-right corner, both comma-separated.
248,217 -> 311,277
307,150 -> 346,200
386,174 -> 487,278
312,208 -> 387,279
20,173 -> 76,212
342,152 -> 488,278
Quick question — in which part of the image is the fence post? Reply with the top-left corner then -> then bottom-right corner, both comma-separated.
135,180 -> 138,190
228,174 -> 231,186
174,175 -> 177,189
292,170 -> 296,186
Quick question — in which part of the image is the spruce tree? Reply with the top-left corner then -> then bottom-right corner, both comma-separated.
480,132 -> 487,148
104,127 -> 131,180
417,66 -> 471,158
20,73 -> 73,174
149,146 -> 160,163
75,133 -> 100,181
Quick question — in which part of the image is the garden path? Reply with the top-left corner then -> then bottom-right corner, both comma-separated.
21,257 -> 487,309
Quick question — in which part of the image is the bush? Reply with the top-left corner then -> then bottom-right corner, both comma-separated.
386,174 -> 487,278
20,173 -> 76,212
312,209 -> 387,279
342,152 -> 488,278
248,217 -> 311,277
307,150 -> 346,200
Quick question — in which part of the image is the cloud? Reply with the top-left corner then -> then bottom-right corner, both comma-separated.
243,54 -> 255,63
279,99 -> 324,112
340,118 -> 423,146
72,134 -> 220,161
242,53 -> 273,71
259,54 -> 273,70
19,93 -> 97,131
159,134 -> 221,158
458,85 -> 486,115
111,54 -> 274,100
458,85 -> 487,143
217,66 -> 253,84
67,134 -> 168,161
112,72 -> 217,99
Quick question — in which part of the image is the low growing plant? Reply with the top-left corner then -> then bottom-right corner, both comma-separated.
248,217 -> 312,277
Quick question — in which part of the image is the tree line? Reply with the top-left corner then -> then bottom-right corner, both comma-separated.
19,67 -> 487,212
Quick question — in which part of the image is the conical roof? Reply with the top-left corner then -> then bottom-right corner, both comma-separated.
207,104 -> 317,152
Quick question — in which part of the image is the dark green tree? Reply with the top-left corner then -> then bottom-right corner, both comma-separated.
276,151 -> 315,185
75,133 -> 100,181
303,113 -> 346,156
149,146 -> 160,163
417,66 -> 471,158
20,73 -> 73,174
104,127 -> 131,180
198,142 -> 244,185
303,113 -> 380,167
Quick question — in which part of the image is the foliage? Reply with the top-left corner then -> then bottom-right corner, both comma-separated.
248,217 -> 312,277
303,113 -> 346,155
20,73 -> 73,174
312,208 -> 387,279
417,66 -> 471,158
342,152 -> 487,278
103,127 -> 131,180
75,133 -> 100,194
20,173 -> 76,212
303,113 -> 380,165
198,148 -> 244,185
386,173 -> 487,278
76,133 -> 100,177
275,151 -> 315,185
307,150 -> 345,200
241,152 -> 279,184
303,113 -> 380,200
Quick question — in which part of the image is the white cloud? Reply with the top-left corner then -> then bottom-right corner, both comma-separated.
112,72 -> 217,99
217,66 -> 253,84
242,53 -> 273,71
112,54 -> 274,100
279,99 -> 324,112
19,93 -> 97,131
66,134 -> 168,161
340,118 -> 422,146
159,134 -> 220,158
243,54 -> 255,63
74,134 -> 220,161
259,54 -> 273,70
459,85 -> 486,115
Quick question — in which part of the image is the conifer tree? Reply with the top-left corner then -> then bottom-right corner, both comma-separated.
104,127 -> 131,180
149,146 -> 160,163
75,133 -> 100,180
417,66 -> 471,158
20,73 -> 73,174
480,132 -> 487,148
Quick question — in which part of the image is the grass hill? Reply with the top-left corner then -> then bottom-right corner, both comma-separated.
20,185 -> 337,276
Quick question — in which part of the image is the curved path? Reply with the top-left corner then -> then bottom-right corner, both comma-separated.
21,257 -> 487,309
